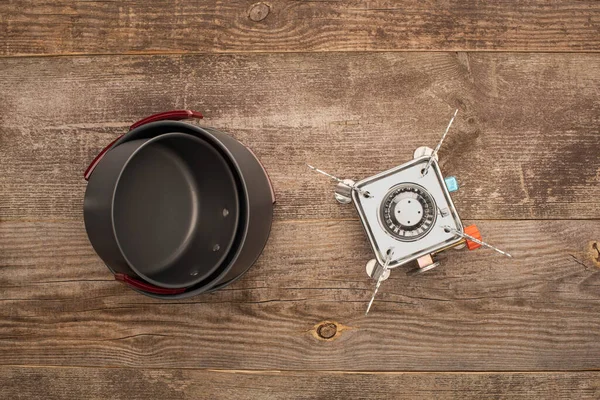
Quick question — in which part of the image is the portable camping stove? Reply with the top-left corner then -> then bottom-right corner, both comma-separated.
309,110 -> 512,314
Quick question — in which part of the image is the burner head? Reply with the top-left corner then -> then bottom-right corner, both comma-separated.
381,183 -> 436,241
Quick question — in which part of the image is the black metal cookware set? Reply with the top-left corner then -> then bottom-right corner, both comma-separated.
83,110 -> 275,298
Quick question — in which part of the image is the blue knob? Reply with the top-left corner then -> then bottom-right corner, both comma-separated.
445,176 -> 459,192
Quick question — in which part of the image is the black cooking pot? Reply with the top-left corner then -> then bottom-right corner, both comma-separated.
83,110 -> 275,298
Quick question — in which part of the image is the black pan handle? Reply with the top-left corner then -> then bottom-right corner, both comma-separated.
114,273 -> 186,295
84,110 -> 204,180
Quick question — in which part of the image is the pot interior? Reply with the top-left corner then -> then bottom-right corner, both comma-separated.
112,132 -> 240,288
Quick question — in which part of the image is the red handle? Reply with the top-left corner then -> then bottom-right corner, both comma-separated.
114,273 -> 186,295
129,110 -> 203,131
83,135 -> 123,180
84,110 -> 204,180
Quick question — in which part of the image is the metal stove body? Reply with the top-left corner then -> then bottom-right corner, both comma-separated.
309,110 -> 512,314
351,154 -> 463,272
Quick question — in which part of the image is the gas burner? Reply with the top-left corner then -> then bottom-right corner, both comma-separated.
308,109 -> 513,315
380,183 -> 436,241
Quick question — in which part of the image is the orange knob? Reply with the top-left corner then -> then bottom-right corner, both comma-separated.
464,225 -> 482,250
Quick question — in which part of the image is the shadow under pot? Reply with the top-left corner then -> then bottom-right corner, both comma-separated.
84,125 -> 274,298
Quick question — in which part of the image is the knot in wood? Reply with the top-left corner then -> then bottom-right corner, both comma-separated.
592,242 -> 600,266
317,322 -> 337,339
249,3 -> 270,22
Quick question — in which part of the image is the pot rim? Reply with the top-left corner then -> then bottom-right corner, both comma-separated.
106,122 -> 253,295
109,131 -> 242,289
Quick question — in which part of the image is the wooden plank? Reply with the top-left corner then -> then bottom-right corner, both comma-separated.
1,1 -> 599,55
1,367 -> 599,400
1,220 -> 599,370
0,53 -> 599,222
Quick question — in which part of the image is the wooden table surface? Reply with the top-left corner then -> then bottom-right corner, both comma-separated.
1,1 -> 599,399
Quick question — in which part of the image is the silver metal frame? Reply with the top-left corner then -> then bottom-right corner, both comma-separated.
352,156 -> 464,269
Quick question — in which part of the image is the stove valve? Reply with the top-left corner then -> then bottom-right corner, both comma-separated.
464,224 -> 483,250
444,176 -> 459,192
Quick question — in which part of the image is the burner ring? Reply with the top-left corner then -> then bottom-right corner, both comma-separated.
380,183 -> 437,241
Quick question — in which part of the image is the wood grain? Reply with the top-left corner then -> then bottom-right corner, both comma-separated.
1,0 -> 598,397
1,53 -> 599,222
1,367 -> 599,400
1,1 -> 599,55
1,220 -> 599,370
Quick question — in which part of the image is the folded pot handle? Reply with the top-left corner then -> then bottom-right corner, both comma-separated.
83,135 -> 123,181
129,110 -> 204,131
84,110 -> 204,180
114,273 -> 187,295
